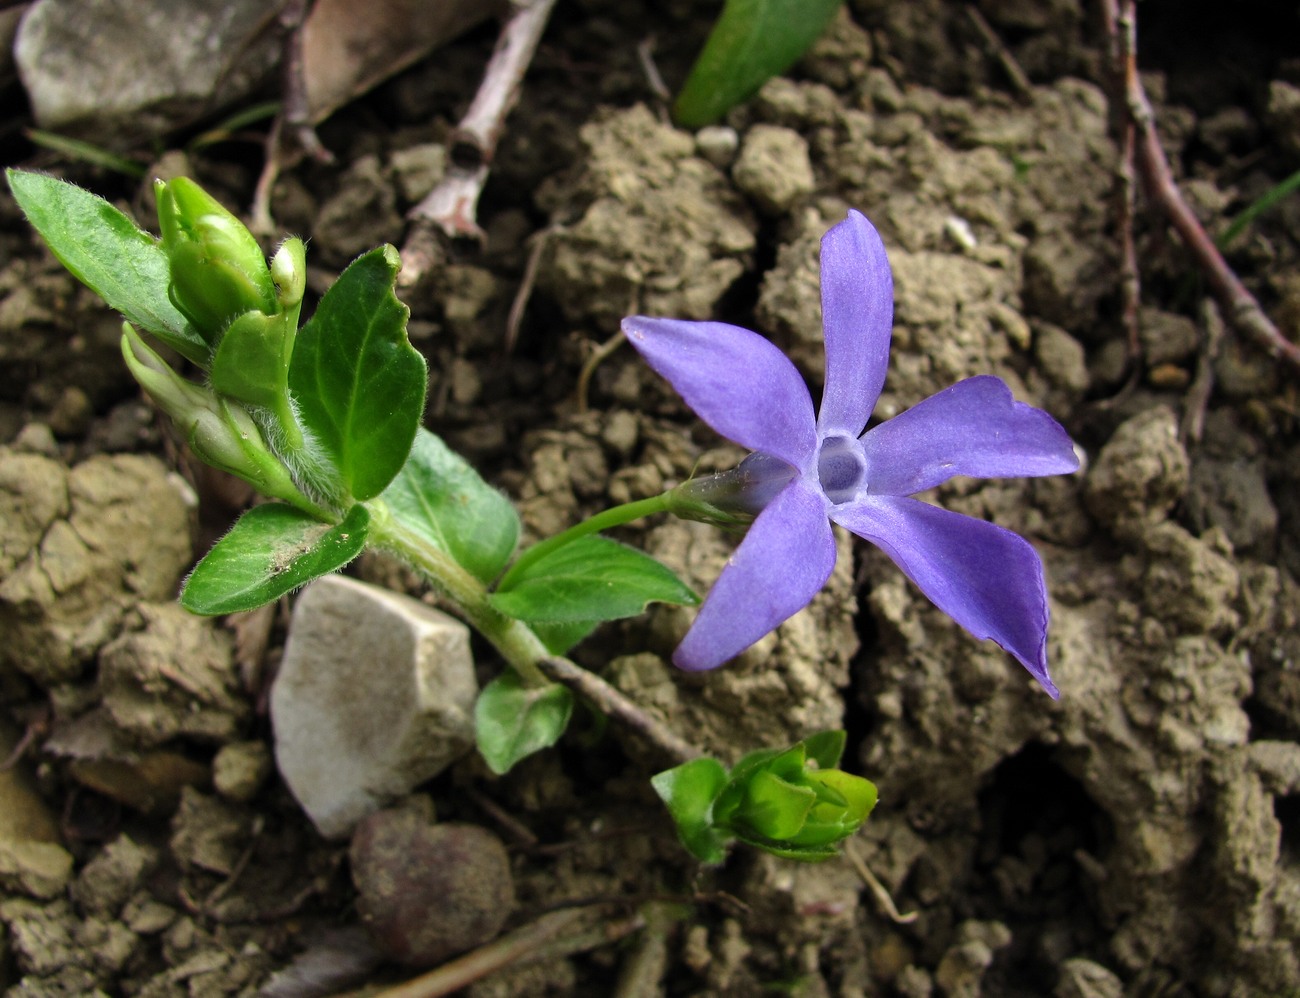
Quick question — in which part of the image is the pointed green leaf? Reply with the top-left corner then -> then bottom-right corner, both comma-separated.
802,730 -> 846,770
490,536 -> 698,625
181,504 -> 369,615
288,245 -> 427,501
6,169 -> 209,364
673,0 -> 842,128
475,673 -> 574,775
651,757 -> 731,865
381,428 -> 519,585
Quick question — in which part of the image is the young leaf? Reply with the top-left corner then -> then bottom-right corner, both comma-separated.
475,673 -> 574,775
673,0 -> 842,128
490,536 -> 698,624
182,504 -> 370,615
381,428 -> 519,585
651,757 -> 731,865
288,245 -> 427,502
802,729 -> 846,770
6,169 -> 210,364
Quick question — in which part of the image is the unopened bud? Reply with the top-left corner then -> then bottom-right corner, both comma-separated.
156,178 -> 276,350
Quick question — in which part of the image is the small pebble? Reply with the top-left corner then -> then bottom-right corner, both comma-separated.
350,802 -> 515,967
694,125 -> 739,168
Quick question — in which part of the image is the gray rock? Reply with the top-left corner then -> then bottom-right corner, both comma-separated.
270,575 -> 477,839
14,0 -> 280,146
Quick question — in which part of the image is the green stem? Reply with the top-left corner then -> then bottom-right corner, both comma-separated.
369,507 -> 551,688
499,493 -> 673,590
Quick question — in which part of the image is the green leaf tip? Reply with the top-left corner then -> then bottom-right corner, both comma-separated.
673,0 -> 842,128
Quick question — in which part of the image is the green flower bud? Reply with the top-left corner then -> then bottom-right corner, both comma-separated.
653,731 -> 877,864
120,324 -> 305,505
156,178 -> 277,349
719,742 -> 877,859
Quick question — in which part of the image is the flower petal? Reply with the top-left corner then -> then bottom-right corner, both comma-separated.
816,210 -> 894,438
623,316 -> 817,471
860,376 -> 1079,496
674,479 -> 835,671
831,495 -> 1059,696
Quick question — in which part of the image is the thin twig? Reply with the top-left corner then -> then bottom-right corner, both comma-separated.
844,840 -> 919,925
635,37 -> 671,103
539,656 -> 699,764
467,787 -> 539,847
369,904 -> 647,998
251,0 -> 333,234
505,226 -> 555,353
1101,0 -> 1300,372
965,6 -> 1033,102
401,0 -> 557,284
367,907 -> 594,998
575,330 -> 626,414
1181,299 -> 1225,446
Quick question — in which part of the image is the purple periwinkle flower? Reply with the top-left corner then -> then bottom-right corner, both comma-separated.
623,211 -> 1079,697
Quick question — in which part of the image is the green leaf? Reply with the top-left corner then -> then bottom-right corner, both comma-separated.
181,504 -> 369,615
475,673 -> 574,775
673,0 -> 842,128
288,245 -> 427,502
531,620 -> 601,656
651,758 -> 731,865
6,169 -> 209,364
381,428 -> 519,585
490,536 -> 698,624
801,730 -> 846,770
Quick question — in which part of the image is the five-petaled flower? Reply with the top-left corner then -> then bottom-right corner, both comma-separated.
623,210 -> 1079,697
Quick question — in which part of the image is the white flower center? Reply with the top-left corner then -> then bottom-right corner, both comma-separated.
817,435 -> 867,504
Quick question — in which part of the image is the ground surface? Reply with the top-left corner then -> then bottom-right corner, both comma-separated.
1,1 -> 1299,996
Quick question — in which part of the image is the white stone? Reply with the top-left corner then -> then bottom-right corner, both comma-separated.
270,575 -> 477,839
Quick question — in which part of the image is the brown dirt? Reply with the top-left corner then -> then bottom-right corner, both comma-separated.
1,1 -> 1299,996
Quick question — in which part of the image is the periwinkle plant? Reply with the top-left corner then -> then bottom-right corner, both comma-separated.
7,169 -> 1076,864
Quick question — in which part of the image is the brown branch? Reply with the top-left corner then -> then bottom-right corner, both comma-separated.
1101,0 -> 1300,373
965,5 -> 1033,102
400,0 -> 557,284
251,0 -> 333,235
539,656 -> 699,765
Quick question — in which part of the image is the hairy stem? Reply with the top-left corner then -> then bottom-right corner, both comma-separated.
371,511 -> 551,688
